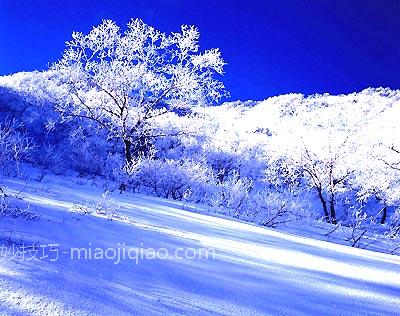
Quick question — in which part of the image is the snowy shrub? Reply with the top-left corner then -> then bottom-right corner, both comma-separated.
344,208 -> 376,248
206,171 -> 309,226
250,189 -> 311,227
0,190 -> 39,221
208,172 -> 253,217
120,158 -> 214,201
71,192 -> 121,221
0,119 -> 33,175
387,208 -> 400,238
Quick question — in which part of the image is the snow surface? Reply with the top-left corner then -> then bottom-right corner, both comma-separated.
0,176 -> 400,315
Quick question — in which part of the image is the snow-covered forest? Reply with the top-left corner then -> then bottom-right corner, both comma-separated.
1,30 -> 400,249
0,18 -> 400,315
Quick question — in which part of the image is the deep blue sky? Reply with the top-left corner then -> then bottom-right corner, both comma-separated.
0,0 -> 399,101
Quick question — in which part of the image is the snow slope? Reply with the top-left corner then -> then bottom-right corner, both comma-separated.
0,176 -> 400,315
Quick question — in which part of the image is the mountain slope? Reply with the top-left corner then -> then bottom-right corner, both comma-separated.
0,176 -> 399,315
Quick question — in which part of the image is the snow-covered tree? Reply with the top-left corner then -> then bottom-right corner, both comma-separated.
352,92 -> 400,231
264,90 -> 399,224
50,18 -> 227,164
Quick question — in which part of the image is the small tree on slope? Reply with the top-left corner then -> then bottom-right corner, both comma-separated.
50,18 -> 227,164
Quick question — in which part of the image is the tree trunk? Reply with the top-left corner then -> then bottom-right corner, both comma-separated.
132,133 -> 152,159
317,187 -> 330,223
380,206 -> 387,224
375,196 -> 387,225
329,193 -> 337,225
124,139 -> 132,164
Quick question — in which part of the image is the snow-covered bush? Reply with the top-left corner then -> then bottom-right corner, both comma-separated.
208,171 -> 253,217
250,188 -> 312,227
344,208 -> 375,248
387,208 -> 400,238
0,191 -> 39,221
0,119 -> 36,220
120,158 -> 214,201
0,119 -> 33,174
71,191 -> 121,221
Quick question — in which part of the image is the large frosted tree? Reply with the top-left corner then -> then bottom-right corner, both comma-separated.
51,18 -> 226,163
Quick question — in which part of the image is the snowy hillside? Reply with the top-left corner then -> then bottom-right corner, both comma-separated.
1,175 -> 399,315
1,9 -> 400,316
